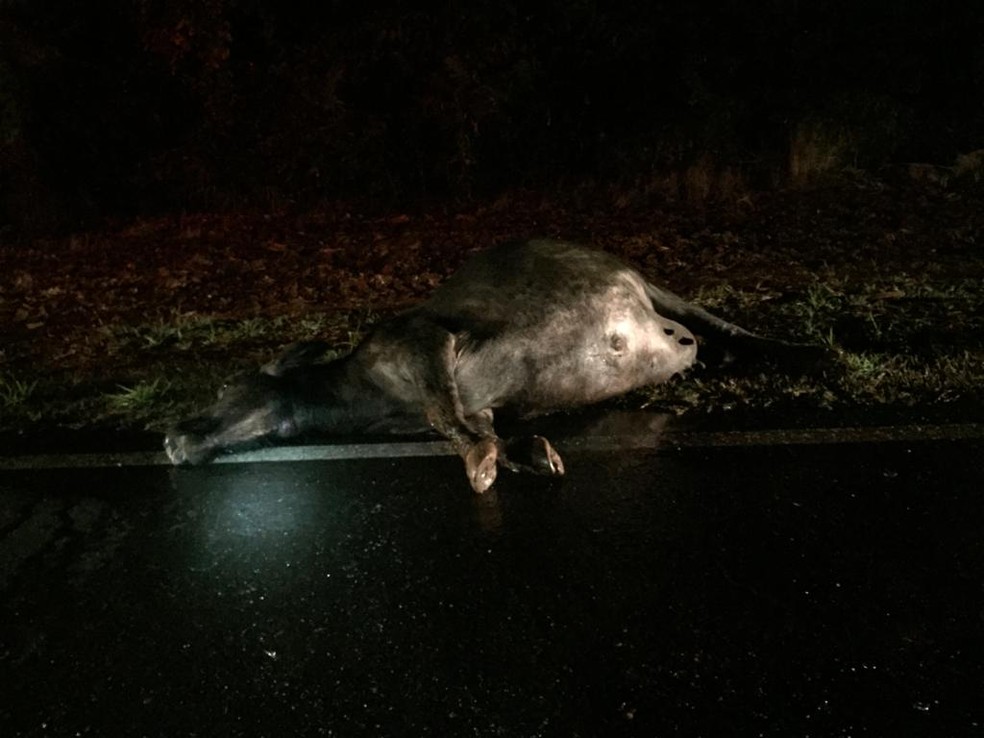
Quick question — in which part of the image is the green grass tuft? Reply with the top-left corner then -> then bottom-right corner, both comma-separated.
107,379 -> 172,414
0,372 -> 38,409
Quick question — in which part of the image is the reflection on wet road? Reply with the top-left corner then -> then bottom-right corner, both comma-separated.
1,434 -> 982,736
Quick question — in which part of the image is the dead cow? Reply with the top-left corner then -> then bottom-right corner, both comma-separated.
165,239 -> 817,492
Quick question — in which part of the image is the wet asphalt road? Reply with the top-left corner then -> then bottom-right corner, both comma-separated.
1,430 -> 982,737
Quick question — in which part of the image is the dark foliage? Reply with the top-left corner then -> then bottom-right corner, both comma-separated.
2,0 -> 983,231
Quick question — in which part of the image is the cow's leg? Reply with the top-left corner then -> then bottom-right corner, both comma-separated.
372,319 -> 504,493
457,411 -> 563,479
369,318 -> 565,492
457,408 -> 564,479
503,435 -> 565,476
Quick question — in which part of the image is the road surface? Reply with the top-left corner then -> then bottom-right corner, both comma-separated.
1,417 -> 982,736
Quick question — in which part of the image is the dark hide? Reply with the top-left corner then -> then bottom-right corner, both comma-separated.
165,239 -> 821,492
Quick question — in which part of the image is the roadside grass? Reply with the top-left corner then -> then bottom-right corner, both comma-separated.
1,373 -> 40,420
642,349 -> 984,415
107,378 -> 172,415
643,273 -> 984,415
838,351 -> 984,404
5,277 -> 982,435
102,309 -> 378,354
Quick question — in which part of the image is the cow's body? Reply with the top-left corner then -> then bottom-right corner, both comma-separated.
165,239 -> 803,492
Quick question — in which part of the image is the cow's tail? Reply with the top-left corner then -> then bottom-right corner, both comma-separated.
643,281 -> 835,371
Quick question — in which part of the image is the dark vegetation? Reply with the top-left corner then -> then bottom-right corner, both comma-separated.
0,1 -> 982,435
2,173 -> 982,434
2,1 -> 984,232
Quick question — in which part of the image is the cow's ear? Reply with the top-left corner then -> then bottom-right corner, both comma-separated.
261,341 -> 331,376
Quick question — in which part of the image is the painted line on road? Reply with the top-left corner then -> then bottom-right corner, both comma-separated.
0,422 -> 982,471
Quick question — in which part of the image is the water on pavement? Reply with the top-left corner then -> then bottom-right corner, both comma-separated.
1,430 -> 982,736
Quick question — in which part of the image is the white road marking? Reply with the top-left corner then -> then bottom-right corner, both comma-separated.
0,423 -> 981,470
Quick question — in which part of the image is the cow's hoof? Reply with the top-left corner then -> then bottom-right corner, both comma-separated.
164,434 -> 188,465
530,435 -> 565,476
164,434 -> 210,466
465,439 -> 498,494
